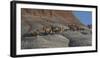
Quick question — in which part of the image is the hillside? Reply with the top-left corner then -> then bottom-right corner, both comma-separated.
21,8 -> 92,49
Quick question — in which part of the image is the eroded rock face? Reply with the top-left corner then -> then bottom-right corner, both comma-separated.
21,8 -> 83,26
21,8 -> 92,49
21,8 -> 86,35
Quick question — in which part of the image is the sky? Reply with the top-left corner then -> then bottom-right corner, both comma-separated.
73,11 -> 92,25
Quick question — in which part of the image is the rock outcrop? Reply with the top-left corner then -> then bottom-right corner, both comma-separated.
21,35 -> 69,49
21,8 -> 92,49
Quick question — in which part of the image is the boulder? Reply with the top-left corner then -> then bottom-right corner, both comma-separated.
21,35 -> 69,49
61,30 -> 92,47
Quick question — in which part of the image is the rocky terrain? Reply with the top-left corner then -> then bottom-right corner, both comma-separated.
21,8 -> 92,49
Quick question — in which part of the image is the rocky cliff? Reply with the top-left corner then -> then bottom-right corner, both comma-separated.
21,8 -> 92,49
21,8 -> 84,26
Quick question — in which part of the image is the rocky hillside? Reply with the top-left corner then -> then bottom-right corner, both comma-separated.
21,8 -> 92,49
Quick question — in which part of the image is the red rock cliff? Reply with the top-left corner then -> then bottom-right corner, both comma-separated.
21,8 -> 84,26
